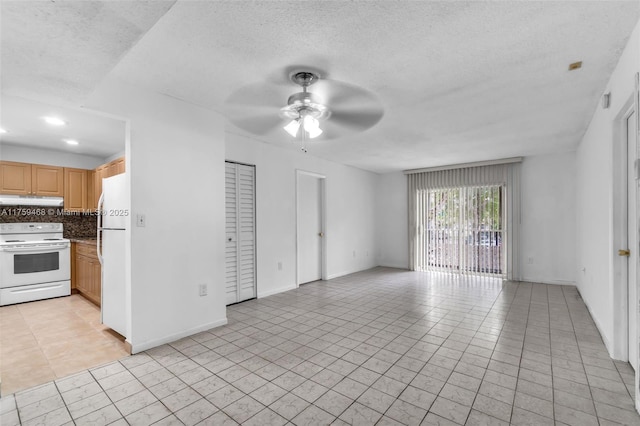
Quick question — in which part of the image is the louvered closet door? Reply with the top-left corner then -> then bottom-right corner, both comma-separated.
225,162 -> 256,305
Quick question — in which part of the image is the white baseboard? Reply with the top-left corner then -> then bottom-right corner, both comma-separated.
520,277 -> 576,286
130,317 -> 228,354
326,264 -> 379,281
575,287 -> 615,359
258,285 -> 296,298
377,263 -> 409,270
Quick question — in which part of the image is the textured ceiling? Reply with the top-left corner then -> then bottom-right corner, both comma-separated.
2,1 -> 639,173
1,0 -> 176,106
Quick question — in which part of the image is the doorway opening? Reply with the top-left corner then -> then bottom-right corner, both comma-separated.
296,170 -> 326,286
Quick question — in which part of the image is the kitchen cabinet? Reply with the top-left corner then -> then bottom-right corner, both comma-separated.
73,241 -> 101,306
0,161 -> 63,196
0,161 -> 31,194
114,157 -> 125,174
64,168 -> 88,211
87,170 -> 95,211
93,165 -> 106,209
32,164 -> 64,196
90,157 -> 124,209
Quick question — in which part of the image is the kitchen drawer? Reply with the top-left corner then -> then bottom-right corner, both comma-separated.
76,243 -> 98,258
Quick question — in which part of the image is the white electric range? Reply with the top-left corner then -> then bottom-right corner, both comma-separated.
0,223 -> 71,306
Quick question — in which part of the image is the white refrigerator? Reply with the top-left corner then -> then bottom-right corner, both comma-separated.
97,173 -> 127,337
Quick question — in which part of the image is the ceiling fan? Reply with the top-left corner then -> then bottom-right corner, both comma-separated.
224,68 -> 384,152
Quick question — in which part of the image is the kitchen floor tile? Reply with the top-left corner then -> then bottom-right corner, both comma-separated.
0,294 -> 128,396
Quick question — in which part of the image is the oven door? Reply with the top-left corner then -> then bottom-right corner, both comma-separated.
0,243 -> 71,288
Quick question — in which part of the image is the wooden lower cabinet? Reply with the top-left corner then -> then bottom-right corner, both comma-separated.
72,242 -> 101,306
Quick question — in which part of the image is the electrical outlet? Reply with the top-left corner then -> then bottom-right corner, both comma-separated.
353,250 -> 356,258
199,284 -> 207,297
136,214 -> 146,227
278,262 -> 282,271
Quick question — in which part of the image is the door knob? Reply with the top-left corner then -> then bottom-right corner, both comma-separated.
318,232 -> 324,237
619,249 -> 631,256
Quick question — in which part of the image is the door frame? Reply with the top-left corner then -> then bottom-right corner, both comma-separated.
295,169 -> 327,287
612,96 -> 637,364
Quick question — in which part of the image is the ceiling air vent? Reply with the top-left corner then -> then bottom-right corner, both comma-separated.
568,61 -> 582,71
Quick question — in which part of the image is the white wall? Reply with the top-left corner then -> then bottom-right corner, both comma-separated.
575,21 -> 640,358
376,172 -> 408,269
0,144 -> 106,169
225,133 -> 378,298
86,78 -> 227,353
520,153 -> 576,285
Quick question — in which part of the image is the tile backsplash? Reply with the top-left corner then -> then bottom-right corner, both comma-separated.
0,205 -> 97,238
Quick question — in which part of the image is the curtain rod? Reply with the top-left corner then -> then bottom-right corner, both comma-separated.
403,157 -> 523,175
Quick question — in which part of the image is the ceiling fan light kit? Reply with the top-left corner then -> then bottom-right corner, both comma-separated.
280,71 -> 329,151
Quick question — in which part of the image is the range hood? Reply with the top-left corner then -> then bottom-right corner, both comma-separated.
0,195 -> 64,206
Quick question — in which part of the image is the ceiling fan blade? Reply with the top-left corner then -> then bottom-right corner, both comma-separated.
228,113 -> 284,135
329,108 -> 384,131
312,80 -> 382,112
224,82 -> 289,135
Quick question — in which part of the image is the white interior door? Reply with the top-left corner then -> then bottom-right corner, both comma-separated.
297,172 -> 323,285
225,162 -> 256,305
628,111 -> 638,371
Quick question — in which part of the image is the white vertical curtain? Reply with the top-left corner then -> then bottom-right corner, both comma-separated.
406,159 -> 522,280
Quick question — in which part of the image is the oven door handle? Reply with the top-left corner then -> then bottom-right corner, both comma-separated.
0,244 -> 69,252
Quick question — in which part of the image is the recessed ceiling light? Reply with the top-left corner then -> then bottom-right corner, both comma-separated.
43,116 -> 67,126
64,139 -> 79,145
0,128 -> 7,134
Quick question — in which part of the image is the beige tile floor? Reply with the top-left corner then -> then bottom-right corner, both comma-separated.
0,294 -> 129,395
1,267 -> 639,425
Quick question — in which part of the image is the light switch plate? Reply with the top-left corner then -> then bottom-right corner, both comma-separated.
136,214 -> 146,227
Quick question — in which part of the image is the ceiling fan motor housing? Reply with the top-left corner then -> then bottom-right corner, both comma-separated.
281,91 -> 330,120
291,71 -> 319,87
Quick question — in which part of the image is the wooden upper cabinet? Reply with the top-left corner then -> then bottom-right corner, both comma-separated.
0,161 -> 32,195
32,164 -> 64,196
90,157 -> 125,209
106,161 -> 118,178
64,168 -> 88,211
87,170 -> 96,210
94,165 -> 107,208
104,157 -> 124,178
114,157 -> 125,174
0,161 -> 63,196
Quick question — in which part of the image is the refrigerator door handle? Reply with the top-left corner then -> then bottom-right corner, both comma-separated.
97,192 -> 105,265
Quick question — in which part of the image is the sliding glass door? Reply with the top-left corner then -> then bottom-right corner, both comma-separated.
417,185 -> 504,276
